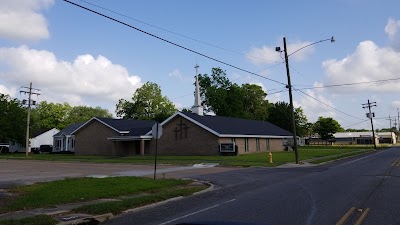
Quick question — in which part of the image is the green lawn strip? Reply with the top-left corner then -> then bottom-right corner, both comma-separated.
310,149 -> 374,164
2,177 -> 189,213
0,215 -> 57,225
0,146 -> 379,167
72,186 -> 206,215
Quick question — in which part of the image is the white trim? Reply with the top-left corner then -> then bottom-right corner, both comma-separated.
71,117 -> 122,135
108,135 -> 153,141
219,134 -> 293,139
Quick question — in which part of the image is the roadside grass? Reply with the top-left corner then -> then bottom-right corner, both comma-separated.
1,177 -> 190,213
310,149 -> 374,164
0,215 -> 56,225
0,145 -> 381,167
73,186 -> 206,215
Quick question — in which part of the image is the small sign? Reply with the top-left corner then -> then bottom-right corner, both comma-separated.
152,123 -> 163,139
219,143 -> 235,153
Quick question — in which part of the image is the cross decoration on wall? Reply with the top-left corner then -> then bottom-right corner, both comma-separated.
173,119 -> 189,140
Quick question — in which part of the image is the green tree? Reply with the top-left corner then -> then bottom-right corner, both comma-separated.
0,93 -> 26,144
31,102 -> 112,131
66,105 -> 113,125
116,82 -> 177,122
313,116 -> 343,145
266,101 -> 309,137
345,128 -> 369,132
198,67 -> 269,120
30,101 -> 72,131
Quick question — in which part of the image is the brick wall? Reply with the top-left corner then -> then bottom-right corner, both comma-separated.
75,120 -> 119,156
218,137 -> 285,154
150,115 -> 219,155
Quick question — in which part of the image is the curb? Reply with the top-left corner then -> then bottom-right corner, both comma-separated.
0,180 -> 215,224
57,213 -> 113,225
121,179 -> 214,214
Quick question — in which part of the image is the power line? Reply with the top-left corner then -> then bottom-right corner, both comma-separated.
342,120 -> 369,129
64,0 -> 286,86
77,0 -> 281,64
294,88 -> 364,120
294,77 -> 400,90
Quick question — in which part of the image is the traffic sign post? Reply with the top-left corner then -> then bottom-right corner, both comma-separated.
152,123 -> 163,179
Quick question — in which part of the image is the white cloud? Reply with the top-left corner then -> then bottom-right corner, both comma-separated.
322,40 -> 400,94
267,92 -> 282,103
0,84 -> 15,97
385,18 -> 400,50
385,18 -> 400,40
168,69 -> 183,80
391,100 -> 400,108
295,90 -> 336,122
168,68 -> 195,83
0,45 -> 142,111
0,0 -> 53,41
246,41 -> 315,65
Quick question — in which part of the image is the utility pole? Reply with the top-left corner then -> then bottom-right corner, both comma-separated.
388,115 -> 392,128
362,100 -> 377,149
397,108 -> 399,131
282,37 -> 299,164
20,82 -> 40,159
275,36 -> 334,164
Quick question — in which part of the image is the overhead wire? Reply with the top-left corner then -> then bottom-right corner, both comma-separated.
294,77 -> 400,90
65,0 -> 286,86
76,0 -> 281,64
294,88 -> 365,120
342,120 -> 369,129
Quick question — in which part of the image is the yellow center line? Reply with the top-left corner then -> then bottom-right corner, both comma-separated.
355,208 -> 370,225
336,207 -> 355,225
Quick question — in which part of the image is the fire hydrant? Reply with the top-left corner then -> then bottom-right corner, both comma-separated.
268,152 -> 273,164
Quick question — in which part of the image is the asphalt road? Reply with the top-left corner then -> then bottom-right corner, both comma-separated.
104,147 -> 400,225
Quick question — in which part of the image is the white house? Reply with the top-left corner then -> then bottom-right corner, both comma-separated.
30,128 -> 60,151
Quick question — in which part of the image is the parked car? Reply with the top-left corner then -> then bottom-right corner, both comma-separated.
0,145 -> 10,153
31,147 -> 40,154
33,145 -> 53,154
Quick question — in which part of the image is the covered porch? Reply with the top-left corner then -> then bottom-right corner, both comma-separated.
108,136 -> 153,156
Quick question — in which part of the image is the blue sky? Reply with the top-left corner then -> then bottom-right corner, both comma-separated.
1,0 -> 400,130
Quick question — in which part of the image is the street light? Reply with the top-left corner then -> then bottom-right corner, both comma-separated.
276,36 -> 334,164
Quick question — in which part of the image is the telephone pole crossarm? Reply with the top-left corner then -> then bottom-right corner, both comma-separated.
20,82 -> 41,159
362,100 -> 377,149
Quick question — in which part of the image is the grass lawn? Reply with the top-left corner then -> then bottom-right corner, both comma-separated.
0,215 -> 56,225
0,145 -> 379,167
1,177 -> 194,213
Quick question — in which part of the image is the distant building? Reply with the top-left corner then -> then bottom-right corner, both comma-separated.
30,128 -> 59,151
308,131 -> 397,145
377,132 -> 397,144
53,123 -> 84,152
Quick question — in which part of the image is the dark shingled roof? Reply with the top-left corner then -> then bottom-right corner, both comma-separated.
54,122 -> 84,137
32,128 -> 52,138
96,118 -> 156,136
181,112 -> 292,136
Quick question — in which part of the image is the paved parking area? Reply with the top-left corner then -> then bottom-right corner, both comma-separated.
0,160 -> 241,188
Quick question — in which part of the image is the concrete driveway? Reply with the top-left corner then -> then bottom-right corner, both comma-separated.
0,160 -> 240,188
